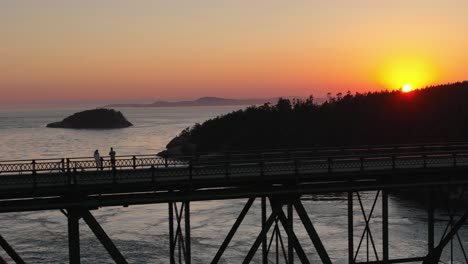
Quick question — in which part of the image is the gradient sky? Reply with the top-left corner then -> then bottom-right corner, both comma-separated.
1,0 -> 467,104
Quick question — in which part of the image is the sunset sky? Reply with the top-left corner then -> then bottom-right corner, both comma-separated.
1,0 -> 467,104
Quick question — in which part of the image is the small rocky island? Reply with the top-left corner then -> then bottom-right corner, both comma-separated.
47,108 -> 133,129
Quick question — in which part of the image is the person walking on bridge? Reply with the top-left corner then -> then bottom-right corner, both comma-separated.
94,149 -> 101,170
109,147 -> 116,170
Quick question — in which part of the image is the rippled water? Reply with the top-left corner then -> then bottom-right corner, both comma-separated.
0,106 -> 466,263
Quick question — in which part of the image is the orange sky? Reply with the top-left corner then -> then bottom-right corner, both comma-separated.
1,1 -> 467,104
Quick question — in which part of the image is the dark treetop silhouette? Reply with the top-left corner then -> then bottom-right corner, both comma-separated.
162,81 -> 468,155
47,108 -> 133,129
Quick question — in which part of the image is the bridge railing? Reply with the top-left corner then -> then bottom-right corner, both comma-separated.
1,150 -> 468,192
0,154 -> 195,175
2,143 -> 468,176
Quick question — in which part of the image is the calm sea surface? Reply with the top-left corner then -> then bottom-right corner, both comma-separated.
0,106 -> 466,263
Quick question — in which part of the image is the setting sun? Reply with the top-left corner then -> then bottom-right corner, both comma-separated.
402,84 -> 413,93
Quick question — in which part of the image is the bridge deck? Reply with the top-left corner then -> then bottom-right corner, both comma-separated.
1,143 -> 468,212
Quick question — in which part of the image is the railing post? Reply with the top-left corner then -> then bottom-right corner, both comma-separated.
453,153 -> 457,167
423,154 -> 427,168
392,155 -> 396,170
165,156 -> 168,168
294,159 -> 299,180
32,160 -> 37,190
328,158 -> 333,174
100,157 -> 104,171
112,165 -> 116,184
260,159 -> 265,179
61,158 -> 65,173
188,160 -> 193,188
225,162 -> 230,180
360,157 -> 364,173
73,167 -> 77,185
67,158 -> 71,185
151,165 -> 155,188
132,156 -> 137,169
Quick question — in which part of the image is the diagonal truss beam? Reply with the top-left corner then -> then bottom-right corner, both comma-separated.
0,234 -> 25,264
243,209 -> 277,264
273,203 -> 311,264
293,199 -> 332,264
172,202 -> 187,261
354,191 -> 380,262
211,198 -> 255,264
80,210 -> 128,264
243,198 -> 312,264
424,209 -> 468,264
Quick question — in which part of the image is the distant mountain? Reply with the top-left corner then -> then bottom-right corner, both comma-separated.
105,97 -> 276,108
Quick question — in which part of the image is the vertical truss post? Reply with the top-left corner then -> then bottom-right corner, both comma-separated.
428,189 -> 434,252
262,197 -> 268,264
0,234 -> 25,264
382,189 -> 389,263
169,202 -> 175,264
67,209 -> 81,264
348,191 -> 354,264
288,203 -> 294,264
185,201 -> 191,264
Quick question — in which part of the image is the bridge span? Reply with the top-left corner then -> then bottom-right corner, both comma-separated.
1,143 -> 468,263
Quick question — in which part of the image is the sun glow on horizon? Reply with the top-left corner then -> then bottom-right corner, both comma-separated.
377,56 -> 438,92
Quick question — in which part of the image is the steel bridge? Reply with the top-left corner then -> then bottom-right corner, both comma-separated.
1,143 -> 468,263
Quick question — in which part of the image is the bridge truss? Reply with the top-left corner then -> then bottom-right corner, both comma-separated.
0,143 -> 467,263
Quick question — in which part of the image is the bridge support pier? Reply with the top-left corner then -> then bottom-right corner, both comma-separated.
287,203 -> 294,264
348,191 -> 354,264
261,196 -> 267,264
382,189 -> 389,263
67,209 -> 81,264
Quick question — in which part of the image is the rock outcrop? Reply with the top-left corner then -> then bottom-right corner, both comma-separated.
47,108 -> 133,129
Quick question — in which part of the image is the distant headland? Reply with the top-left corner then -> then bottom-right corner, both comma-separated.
105,97 -> 276,108
47,108 -> 133,129
161,81 -> 468,156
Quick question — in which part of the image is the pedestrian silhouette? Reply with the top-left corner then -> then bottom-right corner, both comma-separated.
94,149 -> 101,170
109,147 -> 116,170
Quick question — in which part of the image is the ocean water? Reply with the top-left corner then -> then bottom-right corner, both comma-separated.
0,106 -> 466,263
